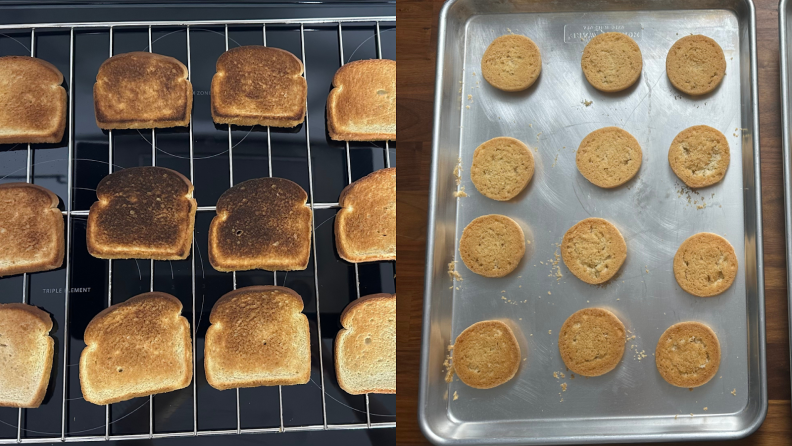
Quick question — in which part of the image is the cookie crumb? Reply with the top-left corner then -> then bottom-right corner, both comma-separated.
453,391 -> 459,401
448,261 -> 463,281
453,186 -> 468,198
582,99 -> 593,107
548,329 -> 552,334
731,389 -> 736,396
703,407 -> 708,411
560,383 -> 567,392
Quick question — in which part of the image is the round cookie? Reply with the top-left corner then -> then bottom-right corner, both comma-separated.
673,232 -> 738,297
471,137 -> 534,201
558,308 -> 626,377
459,215 -> 525,278
576,127 -> 642,188
481,34 -> 542,92
561,218 -> 626,284
655,321 -> 720,388
581,32 -> 642,92
668,125 -> 730,188
453,320 -> 521,389
666,35 -> 726,96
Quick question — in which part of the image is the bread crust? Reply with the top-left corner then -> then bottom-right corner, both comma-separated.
211,46 -> 306,127
0,303 -> 54,408
335,168 -> 396,263
79,292 -> 192,405
209,177 -> 312,272
86,166 -> 196,260
205,286 -> 310,390
0,183 -> 64,277
0,56 -> 66,144
327,59 -> 395,141
335,294 -> 396,394
94,52 -> 192,129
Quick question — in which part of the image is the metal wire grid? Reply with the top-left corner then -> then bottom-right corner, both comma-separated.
0,15 -> 395,443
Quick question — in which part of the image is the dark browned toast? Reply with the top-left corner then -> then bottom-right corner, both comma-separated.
209,178 -> 311,271
94,52 -> 192,129
211,46 -> 307,127
86,166 -> 197,260
0,183 -> 64,276
0,56 -> 66,144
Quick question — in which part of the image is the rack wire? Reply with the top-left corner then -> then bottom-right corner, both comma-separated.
0,15 -> 395,443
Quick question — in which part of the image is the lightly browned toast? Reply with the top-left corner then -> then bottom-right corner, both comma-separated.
327,59 -> 395,141
0,56 -> 66,144
209,177 -> 311,272
205,286 -> 311,390
86,166 -> 197,260
79,292 -> 192,405
0,183 -> 64,277
0,303 -> 54,408
335,294 -> 396,394
94,52 -> 192,129
211,46 -> 307,127
335,168 -> 396,263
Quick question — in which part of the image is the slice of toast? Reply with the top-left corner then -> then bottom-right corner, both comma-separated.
335,168 -> 396,263
211,46 -> 307,127
86,166 -> 196,260
209,177 -> 311,272
0,56 -> 66,144
327,59 -> 395,141
0,303 -> 54,408
0,183 -> 64,277
205,286 -> 311,390
94,52 -> 192,129
335,294 -> 395,394
79,292 -> 192,405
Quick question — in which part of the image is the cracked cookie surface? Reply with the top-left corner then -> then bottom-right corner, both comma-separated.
558,308 -> 625,377
655,321 -> 720,388
673,232 -> 737,297
453,320 -> 521,389
459,214 -> 525,278
581,32 -> 642,92
668,125 -> 729,188
481,34 -> 542,92
561,217 -> 626,284
666,35 -> 726,96
471,136 -> 534,201
576,127 -> 642,188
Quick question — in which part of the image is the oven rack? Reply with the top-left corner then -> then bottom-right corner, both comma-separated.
0,15 -> 394,443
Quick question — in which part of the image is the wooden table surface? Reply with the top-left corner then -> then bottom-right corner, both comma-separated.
396,0 -> 792,444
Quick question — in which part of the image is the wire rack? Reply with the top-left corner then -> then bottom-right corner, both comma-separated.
0,15 -> 394,443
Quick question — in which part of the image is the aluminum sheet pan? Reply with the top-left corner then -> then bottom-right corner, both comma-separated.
420,1 -> 766,444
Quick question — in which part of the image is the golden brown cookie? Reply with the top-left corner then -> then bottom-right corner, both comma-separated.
470,137 -> 534,201
481,34 -> 542,92
576,127 -> 642,188
459,215 -> 525,278
666,35 -> 726,96
673,233 -> 737,297
558,308 -> 625,377
668,125 -> 730,188
655,321 -> 720,388
453,320 -> 521,389
561,218 -> 626,284
581,32 -> 642,92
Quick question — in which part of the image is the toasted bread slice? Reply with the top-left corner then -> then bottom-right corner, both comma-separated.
327,59 -> 395,141
0,56 -> 66,144
205,286 -> 311,390
86,166 -> 196,260
79,292 -> 192,405
0,183 -> 64,277
335,294 -> 395,394
209,177 -> 311,272
94,52 -> 192,129
335,168 -> 396,263
211,46 -> 307,127
0,303 -> 54,408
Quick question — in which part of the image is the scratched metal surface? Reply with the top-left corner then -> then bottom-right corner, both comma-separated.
420,1 -> 765,444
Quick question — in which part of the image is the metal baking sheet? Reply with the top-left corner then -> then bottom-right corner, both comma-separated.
420,0 -> 766,444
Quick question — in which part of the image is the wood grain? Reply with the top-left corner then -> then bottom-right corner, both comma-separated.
396,0 -> 791,444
